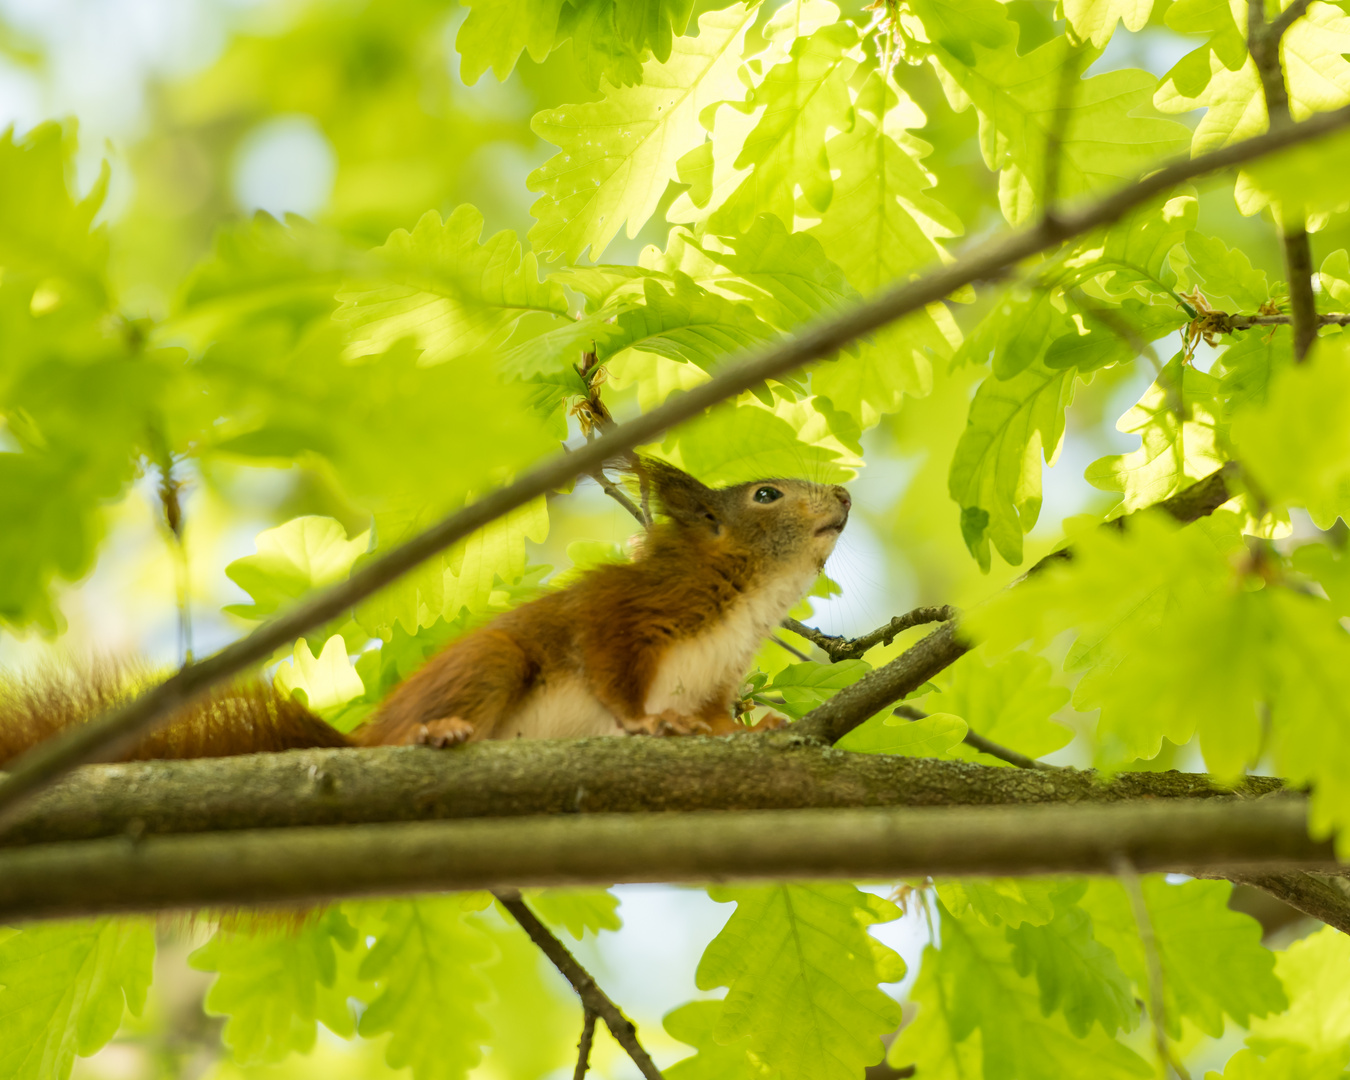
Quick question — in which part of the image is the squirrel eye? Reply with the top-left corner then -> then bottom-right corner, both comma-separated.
753,486 -> 784,504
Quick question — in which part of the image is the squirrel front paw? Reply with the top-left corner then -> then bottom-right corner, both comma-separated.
414,717 -> 476,747
621,709 -> 712,737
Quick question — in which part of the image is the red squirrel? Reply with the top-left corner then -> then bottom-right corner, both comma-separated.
0,459 -> 850,764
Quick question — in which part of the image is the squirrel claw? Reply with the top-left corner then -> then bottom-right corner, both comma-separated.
415,717 -> 475,748
622,710 -> 711,737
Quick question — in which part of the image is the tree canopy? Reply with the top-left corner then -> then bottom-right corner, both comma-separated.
3,0 -> 1350,1078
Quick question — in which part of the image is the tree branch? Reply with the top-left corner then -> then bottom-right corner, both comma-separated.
1248,0 -> 1319,361
589,469 -> 647,527
493,889 -> 663,1080
1218,869 -> 1350,936
893,705 -> 1061,771
0,799 -> 1334,921
5,102 -> 1350,825
573,1010 -> 597,1080
782,606 -> 958,662
0,738 -> 1288,848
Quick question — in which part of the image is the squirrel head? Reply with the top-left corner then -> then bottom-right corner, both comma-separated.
634,457 -> 850,571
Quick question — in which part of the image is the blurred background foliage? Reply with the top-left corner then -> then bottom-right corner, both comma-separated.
2,0 -> 1348,1076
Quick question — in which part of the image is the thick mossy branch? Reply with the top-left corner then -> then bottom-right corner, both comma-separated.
0,736 -> 1287,847
0,799 -> 1331,921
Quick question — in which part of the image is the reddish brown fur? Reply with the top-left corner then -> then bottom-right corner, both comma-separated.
354,462 -> 850,745
0,460 -> 849,762
0,665 -> 349,768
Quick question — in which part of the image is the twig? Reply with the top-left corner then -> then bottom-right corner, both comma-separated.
771,635 -> 812,662
1248,0 -> 1318,361
4,103 -> 1350,824
590,468 -> 647,527
893,705 -> 1062,771
783,606 -> 958,662
1114,854 -> 1192,1080
493,888 -> 665,1080
573,1009 -> 597,1080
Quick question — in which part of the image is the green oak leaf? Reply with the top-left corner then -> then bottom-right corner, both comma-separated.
919,12 -> 1190,223
522,888 -> 622,939
934,879 -> 1064,929
559,0 -> 699,91
665,999 -> 777,1079
1082,877 -> 1285,1038
528,4 -> 758,262
1085,353 -> 1228,515
0,918 -> 155,1080
357,898 -> 496,1080
1007,903 -> 1137,1037
1232,341 -> 1350,528
1062,0 -> 1154,48
706,21 -> 858,233
837,710 -> 968,756
356,497 -> 548,637
806,70 -> 964,422
1246,926 -> 1350,1074
892,907 -> 1151,1080
170,211 -> 356,348
948,358 -> 1077,570
335,205 -> 569,366
455,0 -> 569,84
659,399 -> 855,485
224,516 -> 370,621
190,908 -> 363,1064
1178,230 -> 1271,312
697,883 -> 904,1080
647,215 -> 859,333
757,658 -> 871,718
273,634 -> 366,718
934,649 -> 1073,764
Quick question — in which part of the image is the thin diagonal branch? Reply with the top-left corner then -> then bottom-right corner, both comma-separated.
4,103 -> 1350,824
771,634 -> 812,662
1115,854 -> 1192,1080
893,705 -> 1062,772
783,606 -> 958,662
493,889 -> 664,1080
589,469 -> 646,526
573,1010 -> 598,1080
1249,0 -> 1318,361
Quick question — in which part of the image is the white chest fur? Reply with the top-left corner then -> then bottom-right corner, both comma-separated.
494,675 -> 623,739
643,562 -> 818,717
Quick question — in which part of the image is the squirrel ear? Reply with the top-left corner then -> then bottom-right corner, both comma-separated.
632,457 -> 721,531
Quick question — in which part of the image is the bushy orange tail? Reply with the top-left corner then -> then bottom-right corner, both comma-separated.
0,664 -> 350,767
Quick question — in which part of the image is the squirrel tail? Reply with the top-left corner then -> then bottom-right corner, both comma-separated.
0,663 -> 352,768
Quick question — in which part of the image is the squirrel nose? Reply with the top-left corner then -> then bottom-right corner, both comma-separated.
832,486 -> 851,511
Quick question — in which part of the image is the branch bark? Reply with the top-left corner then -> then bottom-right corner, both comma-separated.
783,606 -> 958,662
1248,0 -> 1318,361
6,105 -> 1350,822
0,737 -> 1286,847
0,799 -> 1334,922
493,889 -> 663,1080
